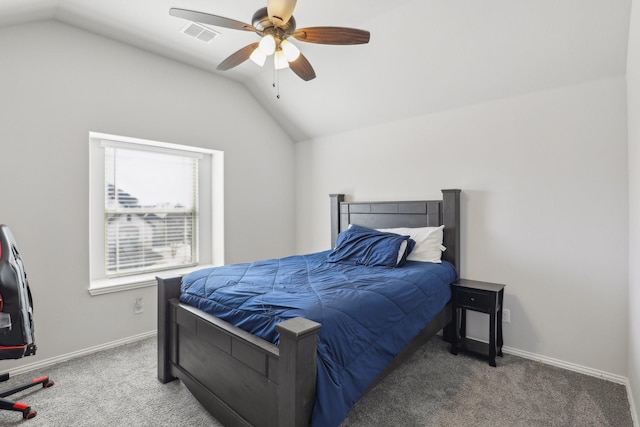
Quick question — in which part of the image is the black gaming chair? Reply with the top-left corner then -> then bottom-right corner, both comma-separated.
0,225 -> 53,420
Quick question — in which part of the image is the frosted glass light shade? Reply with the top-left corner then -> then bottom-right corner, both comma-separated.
250,49 -> 267,66
274,50 -> 289,69
280,39 -> 300,62
258,35 -> 276,55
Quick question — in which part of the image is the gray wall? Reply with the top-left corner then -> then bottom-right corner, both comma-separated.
627,0 -> 640,418
0,21 -> 296,368
295,76 -> 629,378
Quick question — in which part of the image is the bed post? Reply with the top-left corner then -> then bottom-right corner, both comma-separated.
441,189 -> 461,274
441,189 -> 460,344
157,275 -> 181,383
276,317 -> 322,427
330,194 -> 345,247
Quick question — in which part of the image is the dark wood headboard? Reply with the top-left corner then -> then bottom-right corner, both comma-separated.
329,189 -> 461,273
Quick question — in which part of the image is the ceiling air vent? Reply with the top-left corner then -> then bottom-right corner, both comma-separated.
181,22 -> 220,43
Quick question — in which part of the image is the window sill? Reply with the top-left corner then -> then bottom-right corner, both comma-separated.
89,264 -> 215,296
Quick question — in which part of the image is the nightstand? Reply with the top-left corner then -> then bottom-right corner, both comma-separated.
449,279 -> 505,367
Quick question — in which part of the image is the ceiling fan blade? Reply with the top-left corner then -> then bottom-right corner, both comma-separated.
267,0 -> 297,25
170,8 -> 259,33
292,27 -> 370,45
217,43 -> 260,71
289,52 -> 316,81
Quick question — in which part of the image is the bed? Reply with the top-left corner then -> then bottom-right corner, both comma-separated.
157,189 -> 461,427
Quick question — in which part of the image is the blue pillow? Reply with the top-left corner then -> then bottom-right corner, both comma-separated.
327,225 -> 416,267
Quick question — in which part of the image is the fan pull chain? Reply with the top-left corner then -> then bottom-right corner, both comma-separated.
271,57 -> 282,99
272,66 -> 281,99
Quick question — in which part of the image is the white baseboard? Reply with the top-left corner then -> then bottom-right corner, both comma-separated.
502,345 -> 627,384
4,330 -> 157,377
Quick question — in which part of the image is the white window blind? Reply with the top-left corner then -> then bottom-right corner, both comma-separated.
103,143 -> 199,277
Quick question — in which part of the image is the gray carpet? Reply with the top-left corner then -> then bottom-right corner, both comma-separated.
0,336 -> 633,426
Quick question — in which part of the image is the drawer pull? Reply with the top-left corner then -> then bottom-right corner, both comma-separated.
470,297 -> 475,302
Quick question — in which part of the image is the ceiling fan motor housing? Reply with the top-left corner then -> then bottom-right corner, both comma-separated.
252,7 -> 296,35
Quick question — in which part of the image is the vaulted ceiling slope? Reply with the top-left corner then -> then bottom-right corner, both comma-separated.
0,0 -> 632,142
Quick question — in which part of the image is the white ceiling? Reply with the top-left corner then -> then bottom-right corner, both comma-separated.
0,0 -> 632,142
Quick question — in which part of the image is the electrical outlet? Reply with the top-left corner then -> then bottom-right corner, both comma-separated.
134,297 -> 144,314
502,308 -> 510,323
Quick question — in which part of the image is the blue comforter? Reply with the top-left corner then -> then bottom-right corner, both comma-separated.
180,251 -> 457,427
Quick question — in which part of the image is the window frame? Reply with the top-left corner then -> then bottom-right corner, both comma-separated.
89,132 -> 224,296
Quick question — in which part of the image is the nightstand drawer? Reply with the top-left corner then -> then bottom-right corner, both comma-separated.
457,289 -> 490,311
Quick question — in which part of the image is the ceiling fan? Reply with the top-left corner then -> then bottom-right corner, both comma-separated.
170,0 -> 370,81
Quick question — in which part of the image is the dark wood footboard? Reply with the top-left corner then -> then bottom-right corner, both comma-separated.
157,275 -> 321,427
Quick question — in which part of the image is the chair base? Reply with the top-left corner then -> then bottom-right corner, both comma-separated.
0,373 -> 54,420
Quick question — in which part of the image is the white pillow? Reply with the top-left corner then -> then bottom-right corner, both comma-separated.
377,225 -> 445,263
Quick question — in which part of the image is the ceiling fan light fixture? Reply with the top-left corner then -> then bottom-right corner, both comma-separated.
280,39 -> 300,61
250,49 -> 267,66
274,50 -> 289,69
258,34 -> 276,55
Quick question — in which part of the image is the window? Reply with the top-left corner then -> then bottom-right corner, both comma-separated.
89,132 -> 224,295
104,145 -> 199,276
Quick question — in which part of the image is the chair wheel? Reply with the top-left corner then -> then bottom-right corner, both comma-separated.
43,380 -> 54,388
23,410 -> 37,420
